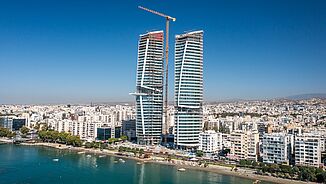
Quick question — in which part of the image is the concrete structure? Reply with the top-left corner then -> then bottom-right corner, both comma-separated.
262,133 -> 293,164
131,31 -> 164,145
229,130 -> 259,161
0,116 -> 27,131
0,116 -> 13,131
295,133 -> 325,167
174,31 -> 204,149
199,130 -> 222,155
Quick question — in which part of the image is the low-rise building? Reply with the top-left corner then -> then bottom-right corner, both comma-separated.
199,130 -> 222,155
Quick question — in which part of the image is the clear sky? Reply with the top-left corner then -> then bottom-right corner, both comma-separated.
0,0 -> 325,104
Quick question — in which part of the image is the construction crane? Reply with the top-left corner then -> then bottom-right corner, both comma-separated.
138,6 -> 176,145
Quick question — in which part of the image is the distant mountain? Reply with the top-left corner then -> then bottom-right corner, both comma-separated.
285,93 -> 326,100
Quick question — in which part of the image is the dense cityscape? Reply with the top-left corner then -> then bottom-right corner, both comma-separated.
1,97 -> 326,182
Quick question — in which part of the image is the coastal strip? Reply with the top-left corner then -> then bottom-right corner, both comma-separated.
15,142 -> 314,184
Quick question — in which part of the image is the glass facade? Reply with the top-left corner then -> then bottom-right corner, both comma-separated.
132,31 -> 164,145
114,127 -> 121,138
174,31 -> 204,148
97,127 -> 111,141
12,119 -> 26,131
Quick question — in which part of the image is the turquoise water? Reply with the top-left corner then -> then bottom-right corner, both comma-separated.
0,144 -> 272,184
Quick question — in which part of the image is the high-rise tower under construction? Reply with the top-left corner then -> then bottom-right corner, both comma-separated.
131,31 -> 164,145
174,31 -> 204,149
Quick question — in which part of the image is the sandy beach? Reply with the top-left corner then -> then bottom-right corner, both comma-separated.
15,142 -> 317,184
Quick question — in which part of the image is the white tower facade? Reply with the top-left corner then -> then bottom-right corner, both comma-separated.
174,31 -> 204,149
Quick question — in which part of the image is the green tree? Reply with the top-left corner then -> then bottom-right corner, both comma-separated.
85,142 -> 93,148
252,161 -> 258,167
58,132 -> 69,144
299,168 -> 313,181
120,135 -> 128,141
239,159 -> 247,166
66,135 -> 77,146
139,148 -> 144,155
0,127 -> 15,138
50,131 -> 59,143
196,150 -> 204,157
261,165 -> 269,173
292,166 -> 299,173
108,138 -> 116,144
316,172 -> 326,183
40,124 -> 49,131
268,164 -> 280,173
20,126 -> 29,134
0,127 -> 10,137
38,130 -> 47,141
279,164 -> 291,173
119,146 -> 126,152
221,148 -> 230,156
74,136 -> 82,147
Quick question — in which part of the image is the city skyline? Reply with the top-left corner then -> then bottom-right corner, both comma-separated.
1,0 -> 326,104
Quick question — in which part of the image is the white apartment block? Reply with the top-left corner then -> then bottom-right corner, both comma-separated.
70,121 -> 106,141
199,130 -> 222,155
55,119 -> 71,133
229,130 -> 259,161
49,114 -> 118,141
262,133 -> 293,164
295,133 -> 325,167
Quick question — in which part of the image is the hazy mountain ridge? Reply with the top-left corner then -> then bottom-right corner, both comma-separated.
285,93 -> 326,100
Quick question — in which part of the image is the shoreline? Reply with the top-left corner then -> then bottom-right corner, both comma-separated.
14,142 -> 314,184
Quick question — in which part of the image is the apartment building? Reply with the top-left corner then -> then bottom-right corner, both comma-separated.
199,130 -> 222,155
229,130 -> 259,161
262,133 -> 293,164
295,133 -> 325,167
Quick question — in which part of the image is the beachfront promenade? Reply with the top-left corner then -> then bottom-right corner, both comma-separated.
2,140 -> 311,184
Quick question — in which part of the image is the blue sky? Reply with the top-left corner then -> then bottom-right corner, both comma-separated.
0,0 -> 325,104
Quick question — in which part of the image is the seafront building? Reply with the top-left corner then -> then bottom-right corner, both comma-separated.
199,130 -> 222,156
131,31 -> 164,145
229,130 -> 259,161
51,118 -> 112,141
1,97 -> 326,170
122,119 -> 136,141
174,31 -> 204,149
295,133 -> 325,167
0,104 -> 135,142
0,115 -> 27,131
262,133 -> 293,164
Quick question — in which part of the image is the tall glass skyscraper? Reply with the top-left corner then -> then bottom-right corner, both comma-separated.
131,31 -> 164,145
174,31 -> 203,149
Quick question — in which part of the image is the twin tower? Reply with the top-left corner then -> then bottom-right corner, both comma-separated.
131,30 -> 203,149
